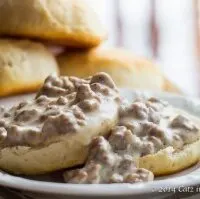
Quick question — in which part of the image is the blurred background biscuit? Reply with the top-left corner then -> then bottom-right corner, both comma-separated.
57,48 -> 181,93
0,39 -> 59,97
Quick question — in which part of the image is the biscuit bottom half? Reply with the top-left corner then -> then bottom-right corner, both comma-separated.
139,139 -> 200,176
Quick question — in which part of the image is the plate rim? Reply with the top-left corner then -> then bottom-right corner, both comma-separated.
0,167 -> 200,196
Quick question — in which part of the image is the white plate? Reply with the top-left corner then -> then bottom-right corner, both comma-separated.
0,89 -> 200,198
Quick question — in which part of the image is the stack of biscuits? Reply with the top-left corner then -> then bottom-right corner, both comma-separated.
0,0 -> 180,97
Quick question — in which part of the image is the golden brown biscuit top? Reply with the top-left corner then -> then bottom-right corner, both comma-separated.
0,73 -> 120,148
0,0 -> 106,47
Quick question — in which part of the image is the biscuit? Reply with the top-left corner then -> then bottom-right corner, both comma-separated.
0,39 -> 59,97
139,140 -> 200,176
0,0 -> 106,48
0,73 -> 120,175
57,48 -> 181,93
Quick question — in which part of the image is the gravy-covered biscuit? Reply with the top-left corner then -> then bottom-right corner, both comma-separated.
64,97 -> 200,183
0,39 -> 59,97
0,73 -> 120,175
0,0 -> 106,48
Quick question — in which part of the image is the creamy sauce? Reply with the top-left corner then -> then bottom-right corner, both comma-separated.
117,98 -> 199,156
0,73 -> 120,147
64,97 -> 200,184
64,135 -> 154,184
36,75 -> 90,98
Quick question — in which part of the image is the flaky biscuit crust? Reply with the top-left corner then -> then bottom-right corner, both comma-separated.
139,139 -> 200,176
